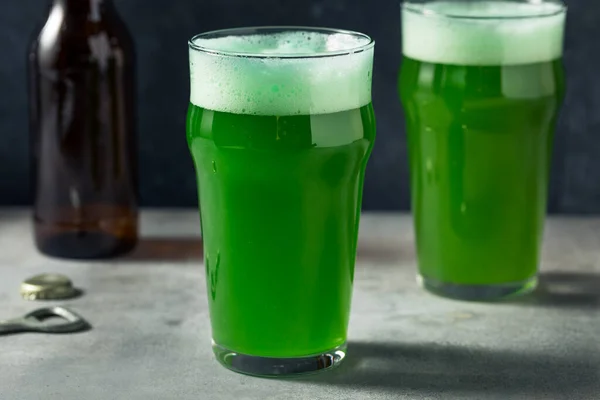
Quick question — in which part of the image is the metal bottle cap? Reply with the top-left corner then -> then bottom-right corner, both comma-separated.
20,274 -> 78,301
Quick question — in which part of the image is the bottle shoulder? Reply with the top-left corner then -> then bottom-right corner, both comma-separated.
30,7 -> 134,70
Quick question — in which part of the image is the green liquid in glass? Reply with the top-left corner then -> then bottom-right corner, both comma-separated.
187,104 -> 375,357
400,56 -> 564,286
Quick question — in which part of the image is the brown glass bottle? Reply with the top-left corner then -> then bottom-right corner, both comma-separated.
28,0 -> 138,259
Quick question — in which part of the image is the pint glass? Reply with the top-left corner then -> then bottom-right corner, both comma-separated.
400,1 -> 566,300
187,27 -> 375,375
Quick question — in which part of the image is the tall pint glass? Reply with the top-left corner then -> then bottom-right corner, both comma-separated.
187,27 -> 375,375
400,1 -> 566,300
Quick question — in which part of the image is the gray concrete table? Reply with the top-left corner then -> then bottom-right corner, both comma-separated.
0,209 -> 598,399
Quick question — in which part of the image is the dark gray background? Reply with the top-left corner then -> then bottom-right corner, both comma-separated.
1,0 -> 597,212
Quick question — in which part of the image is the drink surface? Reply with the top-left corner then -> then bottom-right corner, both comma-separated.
400,1 -> 565,285
188,30 -> 375,356
29,0 -> 138,259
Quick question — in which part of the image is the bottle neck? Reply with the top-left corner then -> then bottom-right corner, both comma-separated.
53,0 -> 113,17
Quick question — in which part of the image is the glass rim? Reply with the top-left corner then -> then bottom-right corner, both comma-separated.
188,26 -> 375,59
401,0 -> 567,20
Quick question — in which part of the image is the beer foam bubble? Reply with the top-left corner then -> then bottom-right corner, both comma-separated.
189,30 -> 374,116
402,1 -> 566,66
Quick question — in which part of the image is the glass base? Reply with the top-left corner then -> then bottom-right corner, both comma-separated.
212,341 -> 347,377
418,275 -> 538,301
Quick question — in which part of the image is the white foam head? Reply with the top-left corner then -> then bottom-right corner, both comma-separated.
189,29 -> 374,116
402,1 -> 566,66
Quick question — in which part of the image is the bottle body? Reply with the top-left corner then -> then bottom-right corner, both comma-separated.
29,0 -> 138,259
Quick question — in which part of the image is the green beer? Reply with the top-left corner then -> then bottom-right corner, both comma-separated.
400,1 -> 566,299
187,27 -> 375,375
